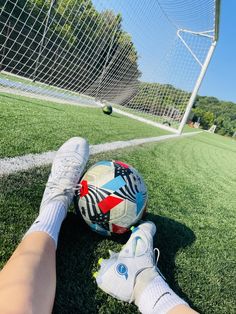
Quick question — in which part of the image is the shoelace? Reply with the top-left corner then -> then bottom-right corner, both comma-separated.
154,248 -> 160,266
46,181 -> 78,196
154,247 -> 166,280
73,183 -> 82,195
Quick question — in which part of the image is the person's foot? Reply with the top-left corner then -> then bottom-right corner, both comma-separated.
95,221 -> 159,302
39,137 -> 89,215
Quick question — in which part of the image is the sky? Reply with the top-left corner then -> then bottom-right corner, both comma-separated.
198,1 -> 236,102
93,0 -> 236,103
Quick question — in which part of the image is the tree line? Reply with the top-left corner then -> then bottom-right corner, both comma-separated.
191,96 -> 236,137
124,82 -> 190,121
125,82 -> 236,137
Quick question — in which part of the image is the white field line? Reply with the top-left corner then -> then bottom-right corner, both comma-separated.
0,132 -> 201,176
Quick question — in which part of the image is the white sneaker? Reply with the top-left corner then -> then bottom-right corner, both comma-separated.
95,221 -> 159,302
39,137 -> 89,214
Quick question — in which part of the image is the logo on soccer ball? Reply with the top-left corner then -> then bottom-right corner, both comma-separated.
116,263 -> 128,279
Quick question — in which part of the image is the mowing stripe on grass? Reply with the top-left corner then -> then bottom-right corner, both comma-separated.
0,132 -> 201,176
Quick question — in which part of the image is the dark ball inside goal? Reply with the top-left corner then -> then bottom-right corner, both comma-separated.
102,105 -> 112,115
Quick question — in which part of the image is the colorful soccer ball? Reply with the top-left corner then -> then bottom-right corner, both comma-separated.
102,105 -> 112,115
76,160 -> 147,236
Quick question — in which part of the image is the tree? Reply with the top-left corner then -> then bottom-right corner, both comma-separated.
192,96 -> 236,136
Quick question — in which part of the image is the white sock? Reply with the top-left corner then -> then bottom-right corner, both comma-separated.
136,274 -> 189,314
24,201 -> 66,248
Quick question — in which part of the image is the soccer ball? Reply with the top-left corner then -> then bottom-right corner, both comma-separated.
76,160 -> 147,236
102,104 -> 112,115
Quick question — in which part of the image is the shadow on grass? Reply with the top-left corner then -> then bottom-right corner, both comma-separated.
54,213 -> 104,314
146,213 -> 197,310
54,212 -> 196,314
110,114 -> 120,119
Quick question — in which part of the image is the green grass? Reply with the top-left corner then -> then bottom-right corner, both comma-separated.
0,72 -> 194,133
0,132 -> 235,313
0,92 -> 168,158
1,72 -> 201,134
183,124 -> 202,133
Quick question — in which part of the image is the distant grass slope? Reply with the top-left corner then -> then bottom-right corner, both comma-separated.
0,132 -> 235,313
0,72 -> 82,97
0,93 -> 168,158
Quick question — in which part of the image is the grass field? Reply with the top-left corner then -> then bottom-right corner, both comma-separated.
0,131 -> 235,314
0,72 -> 199,133
0,92 -> 168,158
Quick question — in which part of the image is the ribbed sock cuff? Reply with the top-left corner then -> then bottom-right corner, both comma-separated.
24,202 -> 66,248
137,275 -> 189,314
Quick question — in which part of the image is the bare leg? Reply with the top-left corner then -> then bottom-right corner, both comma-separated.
0,233 -> 56,314
168,304 -> 198,314
0,137 -> 89,314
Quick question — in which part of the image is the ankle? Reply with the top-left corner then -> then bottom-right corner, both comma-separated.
134,272 -> 189,314
133,267 -> 159,304
24,201 -> 66,248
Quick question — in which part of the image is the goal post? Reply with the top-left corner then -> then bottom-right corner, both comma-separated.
177,0 -> 221,134
177,40 -> 217,134
0,0 -> 220,133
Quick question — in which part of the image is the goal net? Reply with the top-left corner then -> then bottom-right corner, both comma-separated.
0,0 -> 220,133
